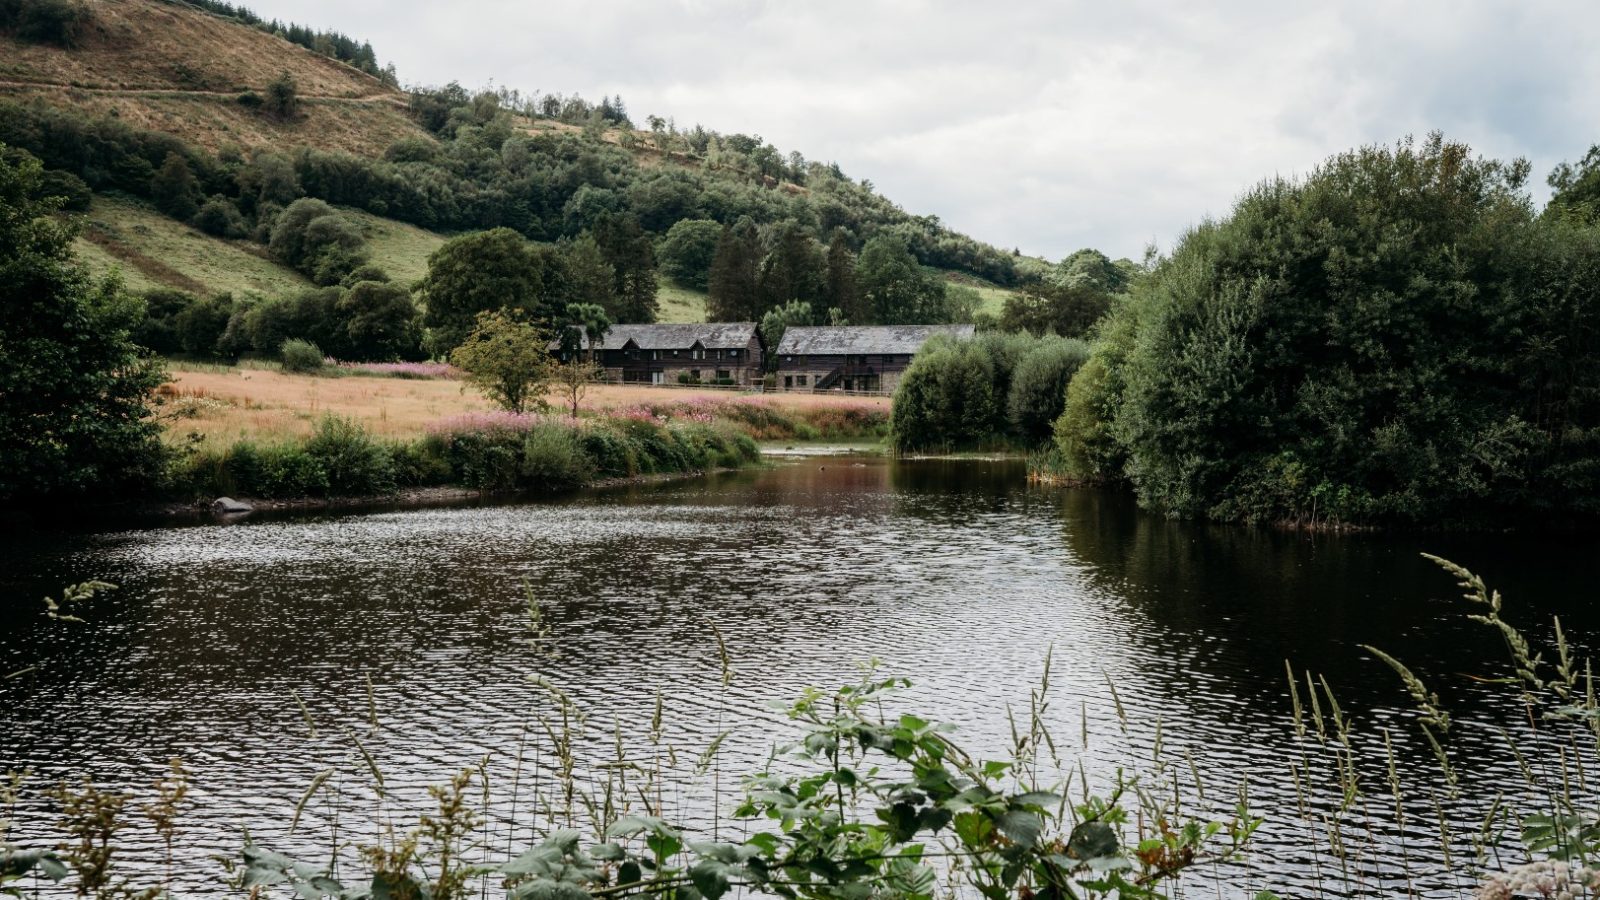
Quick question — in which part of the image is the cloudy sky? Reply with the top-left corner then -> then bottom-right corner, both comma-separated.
264,0 -> 1598,262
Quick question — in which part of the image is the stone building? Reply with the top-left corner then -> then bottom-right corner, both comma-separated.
554,323 -> 765,386
773,324 -> 976,393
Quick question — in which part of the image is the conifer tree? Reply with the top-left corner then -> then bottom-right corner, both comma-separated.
707,219 -> 761,321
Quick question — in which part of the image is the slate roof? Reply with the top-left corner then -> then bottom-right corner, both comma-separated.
775,324 -> 975,356
553,323 -> 759,351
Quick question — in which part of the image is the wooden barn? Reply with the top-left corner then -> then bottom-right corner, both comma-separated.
773,325 -> 976,393
554,323 -> 765,386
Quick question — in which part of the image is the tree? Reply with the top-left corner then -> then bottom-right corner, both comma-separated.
592,212 -> 657,322
1053,248 -> 1133,293
856,235 -> 947,325
758,300 -> 813,371
999,282 -> 1113,337
944,285 -> 982,324
420,228 -> 551,355
552,358 -> 601,418
656,218 -> 722,289
448,310 -> 554,414
0,145 -> 167,502
890,339 -> 999,451
560,302 -> 611,362
758,220 -> 825,311
338,280 -> 422,361
175,292 -> 236,358
1006,338 -> 1090,443
192,196 -> 247,238
1547,144 -> 1600,224
707,219 -> 761,321
264,70 -> 300,120
268,198 -> 369,285
824,229 -> 862,323
131,288 -> 195,355
150,152 -> 201,221
553,233 -> 615,311
1065,133 -> 1600,526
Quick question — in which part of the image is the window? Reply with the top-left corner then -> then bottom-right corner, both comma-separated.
784,376 -> 793,388
717,369 -> 731,380
729,349 -> 740,358
797,375 -> 808,387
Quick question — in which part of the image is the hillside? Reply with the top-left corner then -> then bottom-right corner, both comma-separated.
0,0 -> 1034,332
0,0 -> 422,156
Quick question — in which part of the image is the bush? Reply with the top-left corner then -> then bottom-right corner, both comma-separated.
35,168 -> 90,210
174,293 -> 236,358
132,288 -> 195,355
0,0 -> 92,47
279,338 -> 324,373
521,423 -> 596,489
192,196 -> 247,238
1006,337 -> 1090,444
302,415 -> 394,495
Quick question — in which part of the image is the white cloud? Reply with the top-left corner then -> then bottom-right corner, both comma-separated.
257,0 -> 1600,261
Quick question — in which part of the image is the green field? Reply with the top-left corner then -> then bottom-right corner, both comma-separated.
657,278 -> 710,322
343,207 -> 448,287
73,195 -> 310,298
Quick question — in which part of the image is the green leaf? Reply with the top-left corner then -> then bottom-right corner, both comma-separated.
37,856 -> 69,882
688,859 -> 731,900
1067,821 -> 1119,860
996,810 -> 1042,847
618,861 -> 641,887
1012,791 -> 1062,810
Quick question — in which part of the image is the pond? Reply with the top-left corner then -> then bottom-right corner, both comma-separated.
3,455 -> 1598,897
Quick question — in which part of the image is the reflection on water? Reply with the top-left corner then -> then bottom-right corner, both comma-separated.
3,456 -> 1598,897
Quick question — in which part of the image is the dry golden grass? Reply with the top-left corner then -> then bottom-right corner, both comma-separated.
163,366 -> 890,446
0,0 -> 428,157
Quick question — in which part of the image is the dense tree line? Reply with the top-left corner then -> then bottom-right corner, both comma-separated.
891,333 -> 1090,451
1050,133 -> 1600,528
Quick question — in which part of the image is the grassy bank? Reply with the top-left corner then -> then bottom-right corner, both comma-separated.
166,411 -> 761,501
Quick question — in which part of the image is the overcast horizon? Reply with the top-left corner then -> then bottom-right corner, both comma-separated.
256,1 -> 1598,262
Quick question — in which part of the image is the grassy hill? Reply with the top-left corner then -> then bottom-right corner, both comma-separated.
1,0 -> 1028,326
0,0 -> 421,156
73,194 -> 310,296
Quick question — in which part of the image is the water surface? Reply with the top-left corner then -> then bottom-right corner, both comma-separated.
3,456 -> 1597,897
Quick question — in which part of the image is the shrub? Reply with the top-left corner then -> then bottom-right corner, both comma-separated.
35,168 -> 90,210
192,196 -> 247,238
174,293 -> 235,358
302,415 -> 394,495
1006,337 -> 1090,444
520,423 -> 595,489
132,288 -> 195,355
0,0 -> 92,47
279,338 -> 324,373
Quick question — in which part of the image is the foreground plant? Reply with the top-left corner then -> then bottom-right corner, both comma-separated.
225,668 -> 1258,900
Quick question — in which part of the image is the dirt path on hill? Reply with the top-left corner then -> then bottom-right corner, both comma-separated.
0,78 -> 403,104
